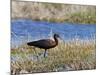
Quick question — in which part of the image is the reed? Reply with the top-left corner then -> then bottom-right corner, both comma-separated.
12,1 -> 96,24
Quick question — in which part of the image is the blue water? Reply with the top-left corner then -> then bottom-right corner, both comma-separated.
11,19 -> 96,47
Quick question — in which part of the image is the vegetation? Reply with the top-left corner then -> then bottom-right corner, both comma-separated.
12,1 -> 96,24
11,1 -> 96,74
11,39 -> 96,74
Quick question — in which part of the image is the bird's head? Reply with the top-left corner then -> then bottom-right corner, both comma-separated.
54,34 -> 60,38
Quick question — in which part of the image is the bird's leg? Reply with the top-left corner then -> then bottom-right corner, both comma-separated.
44,49 -> 47,57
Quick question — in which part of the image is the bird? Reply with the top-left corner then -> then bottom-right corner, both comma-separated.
27,34 -> 60,57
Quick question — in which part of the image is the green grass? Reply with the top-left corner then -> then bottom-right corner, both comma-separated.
40,11 -> 96,24
68,11 -> 96,24
11,39 -> 96,74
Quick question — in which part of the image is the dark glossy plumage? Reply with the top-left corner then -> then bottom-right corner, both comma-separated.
27,34 -> 60,57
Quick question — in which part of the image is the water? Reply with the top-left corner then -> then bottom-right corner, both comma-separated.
11,19 -> 96,47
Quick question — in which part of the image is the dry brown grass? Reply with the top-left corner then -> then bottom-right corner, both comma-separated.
11,1 -> 96,24
11,39 -> 96,74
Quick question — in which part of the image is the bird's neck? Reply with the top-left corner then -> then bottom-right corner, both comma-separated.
54,37 -> 58,45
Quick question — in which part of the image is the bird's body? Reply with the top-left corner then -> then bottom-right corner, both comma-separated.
27,39 -> 57,49
27,34 -> 60,57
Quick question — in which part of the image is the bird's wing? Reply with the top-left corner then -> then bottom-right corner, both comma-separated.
38,39 -> 54,45
27,39 -> 55,48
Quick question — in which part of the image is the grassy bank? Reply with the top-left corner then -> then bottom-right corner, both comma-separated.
12,1 -> 96,24
11,39 -> 96,74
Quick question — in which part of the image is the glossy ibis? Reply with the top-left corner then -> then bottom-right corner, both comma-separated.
27,34 -> 60,57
